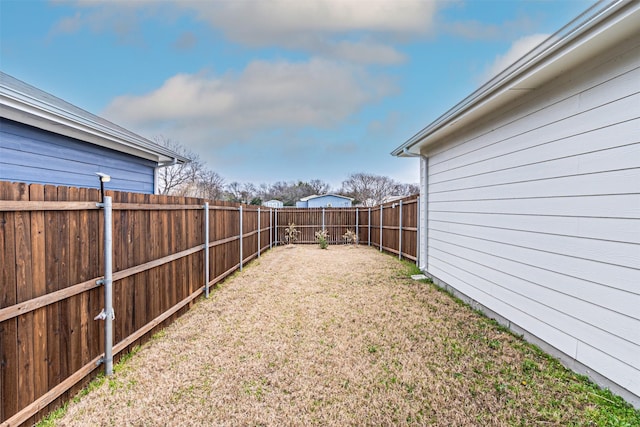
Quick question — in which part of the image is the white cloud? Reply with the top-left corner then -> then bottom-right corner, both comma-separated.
183,0 -> 435,64
183,0 -> 436,43
483,33 -> 550,82
50,0 -> 437,63
103,58 -> 396,144
327,40 -> 406,65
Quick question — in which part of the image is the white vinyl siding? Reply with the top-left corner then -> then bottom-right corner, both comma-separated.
423,35 -> 640,398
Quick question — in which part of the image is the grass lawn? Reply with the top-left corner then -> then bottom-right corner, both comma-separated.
45,245 -> 639,426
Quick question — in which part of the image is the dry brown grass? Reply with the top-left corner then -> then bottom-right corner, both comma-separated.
54,245 -> 638,426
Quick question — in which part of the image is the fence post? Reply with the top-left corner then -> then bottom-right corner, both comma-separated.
274,209 -> 278,245
368,208 -> 371,246
270,209 -> 273,249
239,205 -> 243,271
398,200 -> 403,260
380,205 -> 383,252
322,207 -> 325,230
204,202 -> 210,298
416,197 -> 420,266
257,207 -> 261,258
355,208 -> 359,245
100,195 -> 114,376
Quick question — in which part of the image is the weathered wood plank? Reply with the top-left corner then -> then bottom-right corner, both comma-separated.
1,354 -> 102,427
86,188 -> 101,371
43,184 -> 62,417
0,201 -> 99,211
66,186 -> 83,397
29,184 -> 48,403
132,192 -> 147,341
0,181 -> 19,420
77,188 -> 91,369
14,183 -> 35,418
56,185 -> 70,401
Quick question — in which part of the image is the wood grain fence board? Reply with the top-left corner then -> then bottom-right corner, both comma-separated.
28,185 -> 48,403
148,194 -> 160,336
133,194 -> 153,338
117,191 -> 131,344
111,203 -> 203,211
159,195 -> 171,328
42,185 -> 61,415
132,193 -> 147,340
88,188 -> 102,370
66,186 -> 83,397
1,354 -> 102,427
168,196 -> 178,321
77,188 -> 91,375
0,201 -> 99,211
111,287 -> 204,359
55,185 -> 70,399
177,196 -> 187,316
0,181 -> 19,419
14,183 -> 35,419
124,192 -> 137,349
185,199 -> 194,307
0,278 -> 102,323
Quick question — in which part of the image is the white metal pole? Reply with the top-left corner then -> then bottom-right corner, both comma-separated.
269,209 -> 273,249
416,197 -> 420,266
355,208 -> 359,244
102,196 -> 114,376
380,205 -> 383,252
239,205 -> 243,271
257,208 -> 261,258
204,202 -> 210,298
368,208 -> 371,246
398,200 -> 403,260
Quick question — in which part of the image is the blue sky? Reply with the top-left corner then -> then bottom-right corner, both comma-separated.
1,0 -> 594,188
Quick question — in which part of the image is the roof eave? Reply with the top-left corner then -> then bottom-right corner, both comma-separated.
0,86 -> 189,165
392,0 -> 639,157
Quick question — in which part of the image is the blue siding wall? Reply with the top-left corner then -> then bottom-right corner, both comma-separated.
307,195 -> 351,208
0,118 -> 156,193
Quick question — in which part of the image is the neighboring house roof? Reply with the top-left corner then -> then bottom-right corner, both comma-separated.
392,0 -> 639,156
0,72 -> 188,165
382,195 -> 405,204
299,193 -> 354,202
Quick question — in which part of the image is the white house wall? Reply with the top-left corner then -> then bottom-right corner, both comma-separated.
421,35 -> 640,401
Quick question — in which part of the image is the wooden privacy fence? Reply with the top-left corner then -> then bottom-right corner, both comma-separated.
0,180 -> 418,426
273,196 -> 419,262
0,182 -> 271,427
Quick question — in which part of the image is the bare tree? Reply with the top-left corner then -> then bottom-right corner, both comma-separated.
397,183 -> 420,196
225,182 -> 256,204
308,179 -> 330,195
193,170 -> 225,201
341,172 -> 403,206
154,136 -> 203,195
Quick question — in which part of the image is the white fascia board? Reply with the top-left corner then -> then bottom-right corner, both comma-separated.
392,0 -> 639,157
300,194 -> 355,202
